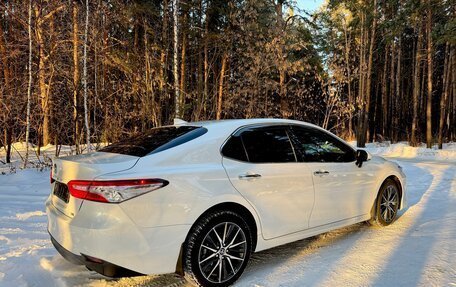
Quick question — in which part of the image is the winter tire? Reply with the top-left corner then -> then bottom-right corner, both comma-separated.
183,210 -> 253,287
370,179 -> 400,226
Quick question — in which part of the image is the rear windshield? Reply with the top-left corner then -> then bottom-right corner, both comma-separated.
100,126 -> 207,157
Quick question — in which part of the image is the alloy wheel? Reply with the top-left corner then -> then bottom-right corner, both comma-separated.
380,185 -> 398,223
198,222 -> 247,284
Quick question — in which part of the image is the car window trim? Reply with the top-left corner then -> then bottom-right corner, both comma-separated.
285,128 -> 298,162
239,135 -> 250,162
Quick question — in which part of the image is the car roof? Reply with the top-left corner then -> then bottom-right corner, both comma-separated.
180,118 -> 323,136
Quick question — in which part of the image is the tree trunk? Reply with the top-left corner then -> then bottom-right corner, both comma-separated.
389,40 -> 396,142
0,18 -> 12,163
275,0 -> 288,118
173,0 -> 180,118
180,8 -> 188,116
142,18 -> 150,131
203,7 -> 209,118
101,11 -> 109,138
35,5 -> 51,146
393,38 -> 401,142
24,0 -> 33,168
159,0 -> 168,125
143,19 -> 158,128
425,0 -> 433,148
410,22 -> 423,146
382,44 -> 388,137
452,44 -> 456,141
356,8 -> 365,147
361,0 -> 377,146
83,0 -> 90,152
48,15 -> 55,147
357,0 -> 376,148
73,1 -> 81,153
216,53 -> 228,120
5,129 -> 12,164
438,43 -> 451,149
194,0 -> 204,121
343,20 -> 354,140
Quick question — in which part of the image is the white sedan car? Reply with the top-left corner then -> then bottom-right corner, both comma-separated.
46,119 -> 406,286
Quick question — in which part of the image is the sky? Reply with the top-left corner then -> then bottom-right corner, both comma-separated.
295,0 -> 325,13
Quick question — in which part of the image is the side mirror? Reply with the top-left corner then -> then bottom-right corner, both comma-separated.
355,150 -> 369,168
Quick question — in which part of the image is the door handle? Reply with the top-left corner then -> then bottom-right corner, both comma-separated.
314,170 -> 329,176
239,173 -> 262,180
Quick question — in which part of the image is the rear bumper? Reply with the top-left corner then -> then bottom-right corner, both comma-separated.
46,197 -> 191,276
50,235 -> 142,277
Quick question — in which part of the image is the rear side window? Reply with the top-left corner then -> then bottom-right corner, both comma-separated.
100,126 -> 207,157
221,135 -> 248,162
239,126 -> 296,163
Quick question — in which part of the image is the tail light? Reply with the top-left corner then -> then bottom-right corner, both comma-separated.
67,179 -> 168,203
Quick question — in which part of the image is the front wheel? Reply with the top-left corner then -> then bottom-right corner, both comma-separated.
183,210 -> 252,287
370,179 -> 400,226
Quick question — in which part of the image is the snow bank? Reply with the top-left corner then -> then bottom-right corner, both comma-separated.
0,142 -> 108,174
347,141 -> 456,162
368,142 -> 456,161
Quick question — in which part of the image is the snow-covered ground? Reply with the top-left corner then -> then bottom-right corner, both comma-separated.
0,143 -> 455,287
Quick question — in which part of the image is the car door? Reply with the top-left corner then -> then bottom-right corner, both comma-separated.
288,125 -> 376,228
222,125 -> 315,240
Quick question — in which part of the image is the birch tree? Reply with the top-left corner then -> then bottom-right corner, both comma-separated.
173,0 -> 180,118
83,0 -> 90,151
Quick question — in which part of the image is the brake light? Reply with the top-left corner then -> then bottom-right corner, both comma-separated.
67,179 -> 168,203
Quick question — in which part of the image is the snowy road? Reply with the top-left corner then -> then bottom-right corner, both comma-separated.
0,157 -> 455,287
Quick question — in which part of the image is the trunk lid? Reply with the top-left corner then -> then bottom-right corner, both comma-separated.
50,152 -> 139,218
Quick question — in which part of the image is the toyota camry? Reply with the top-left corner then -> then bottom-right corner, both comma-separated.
46,118 -> 406,286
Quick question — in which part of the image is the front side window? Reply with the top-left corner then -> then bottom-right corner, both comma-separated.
238,126 -> 296,163
289,126 -> 355,162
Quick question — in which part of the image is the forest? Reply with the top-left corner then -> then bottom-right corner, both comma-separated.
0,0 -> 455,163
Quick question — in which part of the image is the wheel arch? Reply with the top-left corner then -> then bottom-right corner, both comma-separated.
189,202 -> 258,252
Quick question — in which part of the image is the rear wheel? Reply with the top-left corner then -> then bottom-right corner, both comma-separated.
370,179 -> 400,226
183,210 -> 252,287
